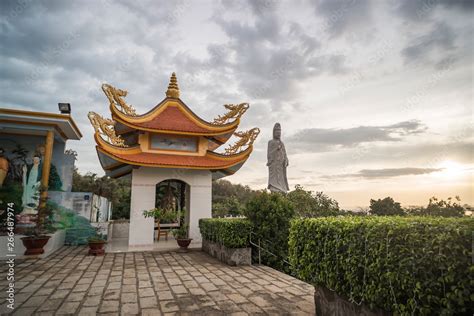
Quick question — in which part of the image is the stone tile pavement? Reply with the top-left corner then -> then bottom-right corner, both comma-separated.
0,246 -> 314,315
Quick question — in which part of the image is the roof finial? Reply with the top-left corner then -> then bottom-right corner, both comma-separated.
166,72 -> 180,99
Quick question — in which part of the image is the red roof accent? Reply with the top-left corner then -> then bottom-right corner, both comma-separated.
97,146 -> 249,169
133,106 -> 211,133
111,99 -> 238,136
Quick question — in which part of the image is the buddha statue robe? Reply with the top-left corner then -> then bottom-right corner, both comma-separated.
267,123 -> 289,193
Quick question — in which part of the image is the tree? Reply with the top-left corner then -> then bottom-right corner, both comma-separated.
212,179 -> 257,217
407,196 -> 465,217
213,196 -> 244,218
287,185 -> 341,217
72,168 -> 131,219
369,197 -> 404,216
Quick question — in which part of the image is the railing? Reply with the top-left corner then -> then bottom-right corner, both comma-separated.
249,231 -> 290,266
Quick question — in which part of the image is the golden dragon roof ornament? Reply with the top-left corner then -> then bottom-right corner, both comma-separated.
88,111 -> 128,147
213,103 -> 250,125
166,72 -> 180,99
224,127 -> 260,155
102,83 -> 137,116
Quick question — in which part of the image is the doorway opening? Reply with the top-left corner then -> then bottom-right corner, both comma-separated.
154,179 -> 189,245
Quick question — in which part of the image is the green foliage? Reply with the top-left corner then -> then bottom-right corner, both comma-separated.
142,208 -> 177,223
287,185 -> 341,217
289,216 -> 474,315
0,182 -> 23,216
88,226 -> 106,242
72,168 -> 131,219
407,196 -> 465,217
48,164 -> 63,190
244,191 -> 295,271
369,197 -> 404,216
213,196 -> 245,218
212,179 -> 257,217
199,218 -> 252,248
41,201 -> 96,245
88,235 -> 106,242
155,180 -> 186,212
41,201 -> 58,234
171,224 -> 189,239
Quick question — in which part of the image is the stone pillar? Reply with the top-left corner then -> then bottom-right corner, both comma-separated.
128,168 -> 155,248
188,181 -> 212,243
39,130 -> 54,209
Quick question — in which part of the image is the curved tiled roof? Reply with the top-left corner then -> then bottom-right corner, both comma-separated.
111,98 -> 238,136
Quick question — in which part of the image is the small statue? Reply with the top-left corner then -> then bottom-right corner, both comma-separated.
21,155 -> 42,214
267,123 -> 289,193
0,148 -> 8,187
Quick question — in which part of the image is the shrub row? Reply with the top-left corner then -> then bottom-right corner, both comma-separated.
288,216 -> 474,315
244,191 -> 295,271
199,218 -> 252,248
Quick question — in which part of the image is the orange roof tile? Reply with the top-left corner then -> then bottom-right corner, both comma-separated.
97,145 -> 251,170
111,98 -> 238,136
132,106 -> 214,133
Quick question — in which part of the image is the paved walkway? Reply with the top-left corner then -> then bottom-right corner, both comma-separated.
0,246 -> 315,315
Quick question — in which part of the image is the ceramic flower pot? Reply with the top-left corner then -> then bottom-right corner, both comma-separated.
21,235 -> 51,255
176,238 -> 192,249
88,240 -> 106,256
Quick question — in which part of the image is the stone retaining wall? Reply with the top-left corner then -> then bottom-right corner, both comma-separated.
202,239 -> 251,266
108,219 -> 129,240
314,286 -> 391,316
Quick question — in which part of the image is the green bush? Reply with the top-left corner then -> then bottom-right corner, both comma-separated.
289,216 -> 473,315
287,185 -> 341,217
244,191 -> 295,271
199,218 -> 252,248
370,197 -> 404,216
212,196 -> 245,218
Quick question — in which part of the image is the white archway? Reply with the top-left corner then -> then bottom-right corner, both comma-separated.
128,167 -> 212,248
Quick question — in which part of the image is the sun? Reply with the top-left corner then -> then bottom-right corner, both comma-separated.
438,160 -> 464,178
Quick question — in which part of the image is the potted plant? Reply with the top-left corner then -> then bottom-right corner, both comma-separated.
172,224 -> 192,249
143,207 -> 178,241
21,228 -> 51,255
20,194 -> 53,255
88,232 -> 107,256
143,207 -> 177,222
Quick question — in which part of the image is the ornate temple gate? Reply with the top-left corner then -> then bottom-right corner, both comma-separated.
89,73 -> 259,248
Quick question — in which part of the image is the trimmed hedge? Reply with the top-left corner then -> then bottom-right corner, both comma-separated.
199,218 -> 252,248
244,191 -> 295,271
289,216 -> 474,315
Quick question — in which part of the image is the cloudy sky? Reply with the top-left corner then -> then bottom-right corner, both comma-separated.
1,0 -> 473,208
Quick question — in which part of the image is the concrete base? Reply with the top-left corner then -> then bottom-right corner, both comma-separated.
314,286 -> 390,316
106,236 -> 201,253
202,239 -> 251,266
0,230 -> 66,260
108,220 -> 130,241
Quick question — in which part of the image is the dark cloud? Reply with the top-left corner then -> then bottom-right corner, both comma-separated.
356,167 -> 443,178
0,0 -> 175,113
402,22 -> 456,64
395,0 -> 474,21
395,0 -> 472,67
311,0 -> 372,37
324,167 -> 443,179
246,0 -> 279,16
287,120 -> 427,152
179,6 -> 346,106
